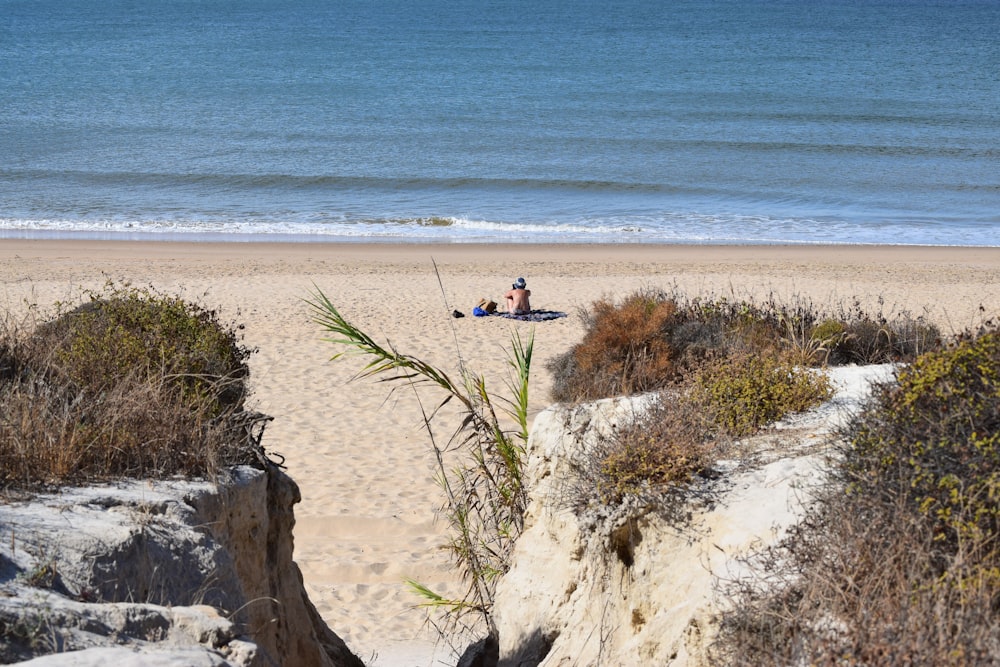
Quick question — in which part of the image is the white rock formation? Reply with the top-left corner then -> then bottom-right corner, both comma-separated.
0,364 -> 894,667
0,464 -> 363,667
491,365 -> 895,667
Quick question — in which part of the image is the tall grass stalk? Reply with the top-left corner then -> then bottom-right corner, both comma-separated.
307,287 -> 532,634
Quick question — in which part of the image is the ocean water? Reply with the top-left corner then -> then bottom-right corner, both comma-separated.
1,0 -> 998,246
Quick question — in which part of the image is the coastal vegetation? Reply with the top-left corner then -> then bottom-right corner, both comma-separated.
308,287 -> 531,640
548,288 -> 940,403
550,289 -> 940,507
5,277 -> 992,663
0,282 -> 268,491
711,324 -> 1000,665
553,289 -> 1000,663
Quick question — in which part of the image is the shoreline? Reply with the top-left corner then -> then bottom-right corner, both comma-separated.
3,237 -> 1000,262
2,238 -> 999,662
2,230 -> 998,250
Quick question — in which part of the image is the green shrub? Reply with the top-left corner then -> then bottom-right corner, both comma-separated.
35,283 -> 250,416
710,327 -> 1000,666
693,353 -> 833,437
845,330 -> 1000,579
0,284 -> 263,490
810,318 -> 846,344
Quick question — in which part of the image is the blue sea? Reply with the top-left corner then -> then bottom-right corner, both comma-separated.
2,0 -> 998,246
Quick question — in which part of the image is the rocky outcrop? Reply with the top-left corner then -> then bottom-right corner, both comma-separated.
0,464 -> 364,667
0,364 -> 893,667
491,365 -> 894,667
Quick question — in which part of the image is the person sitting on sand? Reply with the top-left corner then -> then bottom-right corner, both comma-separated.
504,277 -> 532,315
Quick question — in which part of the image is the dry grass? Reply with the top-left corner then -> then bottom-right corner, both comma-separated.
0,283 -> 269,491
548,288 -> 941,405
548,291 -> 683,402
583,396 -> 716,507
710,326 -> 1000,666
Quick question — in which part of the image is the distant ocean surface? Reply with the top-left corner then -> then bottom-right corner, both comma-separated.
2,0 -> 998,246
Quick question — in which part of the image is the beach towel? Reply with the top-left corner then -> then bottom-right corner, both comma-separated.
498,310 -> 567,322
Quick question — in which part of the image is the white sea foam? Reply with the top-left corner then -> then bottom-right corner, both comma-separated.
1,213 -> 994,247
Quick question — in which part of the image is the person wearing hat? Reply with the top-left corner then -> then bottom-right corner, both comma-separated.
504,277 -> 532,315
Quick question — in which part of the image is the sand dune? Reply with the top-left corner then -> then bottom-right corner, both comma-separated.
2,240 -> 998,664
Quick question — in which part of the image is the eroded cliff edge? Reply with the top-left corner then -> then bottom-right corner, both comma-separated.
0,463 -> 364,667
490,365 -> 894,666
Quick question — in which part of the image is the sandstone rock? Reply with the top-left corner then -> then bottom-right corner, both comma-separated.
491,365 -> 894,667
17,645 -> 247,666
0,464 -> 364,667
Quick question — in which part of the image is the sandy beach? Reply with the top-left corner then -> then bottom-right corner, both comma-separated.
2,239 -> 999,665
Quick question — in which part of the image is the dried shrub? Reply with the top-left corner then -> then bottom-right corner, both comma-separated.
549,292 -> 681,403
547,290 -> 789,404
711,327 -> 1000,666
0,284 -> 265,490
593,396 -> 715,506
824,298 -> 942,365
713,491 -> 1000,666
578,351 -> 831,512
550,290 -> 835,512
548,289 -> 944,405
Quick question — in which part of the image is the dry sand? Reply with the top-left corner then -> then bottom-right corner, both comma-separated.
2,239 -> 999,665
